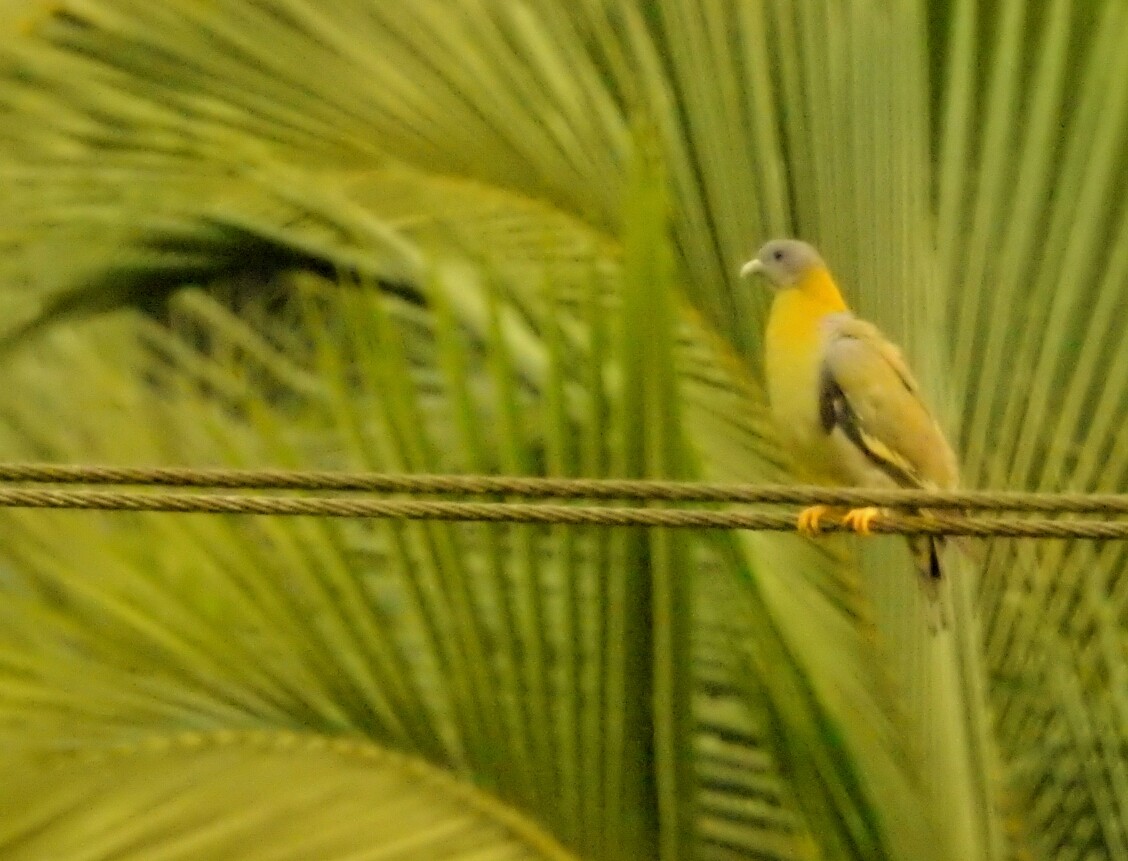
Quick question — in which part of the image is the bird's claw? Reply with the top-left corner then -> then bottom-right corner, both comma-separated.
842,506 -> 883,535
797,504 -> 830,535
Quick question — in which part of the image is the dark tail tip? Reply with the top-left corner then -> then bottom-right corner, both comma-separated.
929,537 -> 943,580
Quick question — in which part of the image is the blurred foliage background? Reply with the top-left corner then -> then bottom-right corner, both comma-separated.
0,1 -> 1125,859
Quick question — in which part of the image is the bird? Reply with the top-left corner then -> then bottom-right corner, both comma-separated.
740,238 -> 959,614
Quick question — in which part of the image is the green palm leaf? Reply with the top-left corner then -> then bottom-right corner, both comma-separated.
0,732 -> 578,860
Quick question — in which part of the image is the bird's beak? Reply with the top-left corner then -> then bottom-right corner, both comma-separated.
739,258 -> 765,278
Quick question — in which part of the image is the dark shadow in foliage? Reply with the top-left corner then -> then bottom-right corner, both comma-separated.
0,221 -> 425,357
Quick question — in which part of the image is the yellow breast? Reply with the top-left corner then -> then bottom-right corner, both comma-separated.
763,267 -> 848,479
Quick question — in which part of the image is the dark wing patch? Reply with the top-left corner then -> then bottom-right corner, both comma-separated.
818,362 -> 842,434
817,360 -> 919,488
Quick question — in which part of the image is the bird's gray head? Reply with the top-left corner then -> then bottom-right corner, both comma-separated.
739,239 -> 825,288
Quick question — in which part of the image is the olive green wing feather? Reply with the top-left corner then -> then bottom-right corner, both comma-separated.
818,315 -> 958,491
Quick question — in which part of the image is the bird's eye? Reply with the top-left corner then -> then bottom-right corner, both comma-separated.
772,249 -> 784,261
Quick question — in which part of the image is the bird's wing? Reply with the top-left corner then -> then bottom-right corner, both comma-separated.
818,315 -> 958,490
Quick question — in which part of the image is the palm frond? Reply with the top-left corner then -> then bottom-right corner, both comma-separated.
0,732 -> 578,860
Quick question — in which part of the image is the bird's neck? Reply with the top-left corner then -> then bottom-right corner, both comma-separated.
789,267 -> 848,314
767,268 -> 849,341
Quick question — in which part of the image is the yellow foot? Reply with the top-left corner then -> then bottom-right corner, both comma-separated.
842,506 -> 883,535
797,504 -> 831,536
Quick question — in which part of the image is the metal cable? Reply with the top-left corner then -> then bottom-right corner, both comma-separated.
0,462 -> 1124,514
0,485 -> 1124,538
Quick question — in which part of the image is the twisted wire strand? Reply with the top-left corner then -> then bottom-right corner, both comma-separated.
0,463 -> 1125,514
0,486 -> 1124,539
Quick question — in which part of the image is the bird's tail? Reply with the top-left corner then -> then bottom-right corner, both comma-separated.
908,535 -> 949,632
